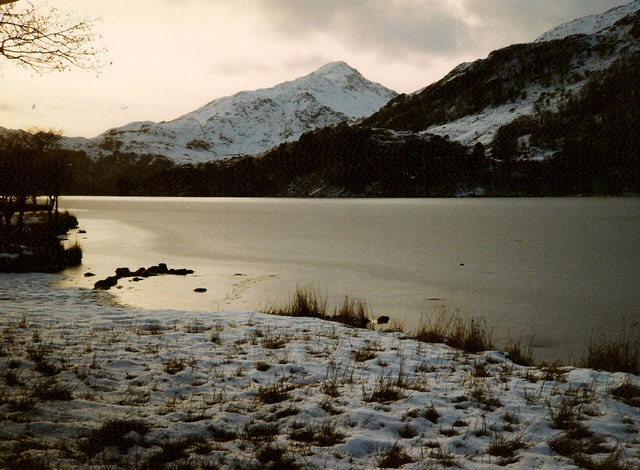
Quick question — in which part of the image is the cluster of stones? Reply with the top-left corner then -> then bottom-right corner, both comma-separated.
92,263 -> 194,290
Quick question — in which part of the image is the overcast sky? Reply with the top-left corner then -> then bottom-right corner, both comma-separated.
1,0 -> 630,137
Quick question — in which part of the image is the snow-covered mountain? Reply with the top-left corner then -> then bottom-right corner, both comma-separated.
535,0 -> 640,42
63,62 -> 397,163
363,0 -> 640,156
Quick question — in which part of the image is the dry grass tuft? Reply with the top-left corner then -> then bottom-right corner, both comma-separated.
163,356 -> 187,375
266,286 -> 372,329
266,286 -> 327,319
32,378 -> 73,401
363,377 -> 405,403
505,338 -> 535,366
81,418 -> 150,457
486,432 -> 528,462
611,378 -> 640,408
376,442 -> 414,468
330,296 -> 372,328
583,326 -> 640,374
413,311 -> 494,354
290,420 -> 346,446
256,382 -> 295,404
255,442 -> 300,469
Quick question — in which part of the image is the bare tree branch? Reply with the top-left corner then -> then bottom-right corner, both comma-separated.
0,1 -> 106,73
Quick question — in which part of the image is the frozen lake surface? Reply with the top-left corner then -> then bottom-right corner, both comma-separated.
58,197 -> 640,363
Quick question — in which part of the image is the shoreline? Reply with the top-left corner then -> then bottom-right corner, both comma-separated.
57,196 -> 640,365
0,209 -> 82,274
58,257 -> 625,368
76,266 -> 640,373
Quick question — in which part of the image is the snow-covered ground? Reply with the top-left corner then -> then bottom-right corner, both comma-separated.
1,273 -> 638,469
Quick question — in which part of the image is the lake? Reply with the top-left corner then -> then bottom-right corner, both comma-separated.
58,197 -> 640,363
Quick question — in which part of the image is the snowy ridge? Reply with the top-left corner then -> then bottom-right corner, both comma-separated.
417,1 -> 640,149
362,0 -> 640,154
62,62 -> 397,163
535,0 -> 640,42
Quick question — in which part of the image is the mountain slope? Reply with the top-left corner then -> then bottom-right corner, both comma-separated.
362,0 -> 640,153
63,62 -> 397,163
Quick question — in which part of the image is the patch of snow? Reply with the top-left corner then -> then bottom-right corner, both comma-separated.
456,187 -> 485,197
0,273 -> 638,469
423,99 -> 536,147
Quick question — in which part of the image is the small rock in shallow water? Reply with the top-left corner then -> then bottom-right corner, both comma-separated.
168,268 -> 194,275
147,264 -> 169,275
94,276 -> 118,290
84,272 -> 95,277
194,288 -> 207,293
115,267 -> 132,278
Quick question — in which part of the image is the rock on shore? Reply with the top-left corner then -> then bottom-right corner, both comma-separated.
93,264 -> 194,290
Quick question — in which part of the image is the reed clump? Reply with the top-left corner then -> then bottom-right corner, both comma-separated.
413,311 -> 494,354
582,325 -> 640,375
266,286 -> 372,329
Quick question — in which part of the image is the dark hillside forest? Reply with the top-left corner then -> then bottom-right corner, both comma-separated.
27,127 -> 483,197
489,56 -> 640,195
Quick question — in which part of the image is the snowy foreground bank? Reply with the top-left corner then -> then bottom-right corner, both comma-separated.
1,275 -> 639,469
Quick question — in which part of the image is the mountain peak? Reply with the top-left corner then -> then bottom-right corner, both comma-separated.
308,61 -> 364,86
314,61 -> 358,75
60,61 -> 397,163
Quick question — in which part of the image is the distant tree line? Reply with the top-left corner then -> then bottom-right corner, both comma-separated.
34,125 -> 484,198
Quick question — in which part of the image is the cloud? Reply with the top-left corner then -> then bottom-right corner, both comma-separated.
249,0 -> 630,61
461,0 -> 632,47
210,52 -> 333,77
212,61 -> 274,77
253,0 -> 474,57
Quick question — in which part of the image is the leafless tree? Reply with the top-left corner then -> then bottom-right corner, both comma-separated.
0,0 -> 104,72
